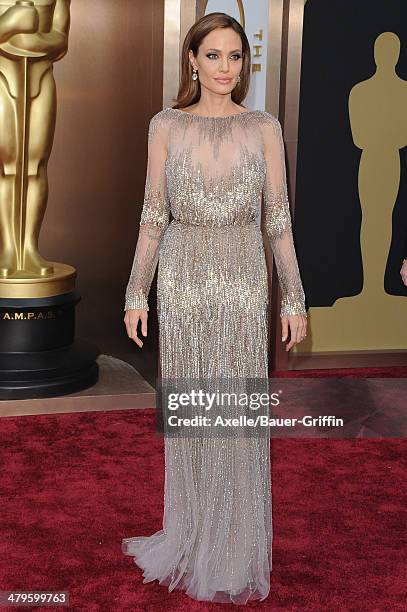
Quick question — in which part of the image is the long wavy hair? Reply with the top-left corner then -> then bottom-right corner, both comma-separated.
172,12 -> 251,109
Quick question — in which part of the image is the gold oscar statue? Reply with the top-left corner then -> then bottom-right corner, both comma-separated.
0,1 -> 99,400
0,0 -> 75,298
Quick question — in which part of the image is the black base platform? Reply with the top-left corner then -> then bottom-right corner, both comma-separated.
0,338 -> 100,400
0,291 -> 100,400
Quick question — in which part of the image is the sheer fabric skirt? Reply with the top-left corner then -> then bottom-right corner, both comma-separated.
122,221 -> 273,604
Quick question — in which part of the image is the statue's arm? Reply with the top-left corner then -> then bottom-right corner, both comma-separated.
0,4 -> 39,44
0,13 -> 23,44
348,84 -> 367,150
45,0 -> 71,61
7,0 -> 71,61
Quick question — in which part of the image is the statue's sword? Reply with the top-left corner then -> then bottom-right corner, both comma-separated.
16,53 -> 30,270
14,0 -> 36,270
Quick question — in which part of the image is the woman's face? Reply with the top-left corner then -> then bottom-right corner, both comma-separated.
189,27 -> 243,95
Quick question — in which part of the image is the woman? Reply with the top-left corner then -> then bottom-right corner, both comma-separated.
122,12 -> 307,605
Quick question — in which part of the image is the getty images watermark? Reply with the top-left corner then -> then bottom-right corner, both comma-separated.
155,377 -> 407,439
155,377 -> 348,439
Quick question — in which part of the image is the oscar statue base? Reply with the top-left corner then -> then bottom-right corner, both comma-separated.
0,290 -> 100,400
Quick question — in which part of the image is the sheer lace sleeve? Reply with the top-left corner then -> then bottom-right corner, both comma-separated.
261,113 -> 307,317
124,112 -> 170,311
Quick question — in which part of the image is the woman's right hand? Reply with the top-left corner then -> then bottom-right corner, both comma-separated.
124,308 -> 148,348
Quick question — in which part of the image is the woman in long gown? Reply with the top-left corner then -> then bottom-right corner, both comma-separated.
122,12 -> 307,605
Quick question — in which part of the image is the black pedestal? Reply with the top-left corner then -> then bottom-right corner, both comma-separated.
0,291 -> 100,400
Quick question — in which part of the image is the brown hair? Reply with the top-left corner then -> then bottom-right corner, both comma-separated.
172,12 -> 251,109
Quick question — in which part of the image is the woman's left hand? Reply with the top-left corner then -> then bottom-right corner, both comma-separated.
281,314 -> 307,351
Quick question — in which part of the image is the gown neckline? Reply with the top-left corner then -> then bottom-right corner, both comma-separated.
167,107 -> 259,120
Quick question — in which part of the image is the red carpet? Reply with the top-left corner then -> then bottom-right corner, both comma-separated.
272,366 -> 407,378
1,407 -> 406,610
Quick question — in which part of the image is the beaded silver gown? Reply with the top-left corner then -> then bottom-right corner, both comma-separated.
121,107 -> 306,604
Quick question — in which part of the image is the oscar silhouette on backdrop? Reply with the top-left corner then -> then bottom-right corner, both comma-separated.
350,32 -> 407,301
300,31 -> 407,351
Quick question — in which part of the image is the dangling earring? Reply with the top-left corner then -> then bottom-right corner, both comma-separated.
192,68 -> 198,81
236,75 -> 241,83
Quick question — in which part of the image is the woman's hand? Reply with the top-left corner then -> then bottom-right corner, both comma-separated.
281,314 -> 307,352
400,259 -> 407,287
124,309 -> 148,348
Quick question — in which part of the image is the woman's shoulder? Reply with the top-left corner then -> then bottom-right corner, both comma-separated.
253,111 -> 283,138
148,107 -> 174,127
242,108 -> 279,124
146,108 -> 176,140
254,110 -> 281,126
151,107 -> 175,120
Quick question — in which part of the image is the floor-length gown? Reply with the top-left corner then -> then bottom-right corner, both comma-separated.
121,107 -> 307,604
